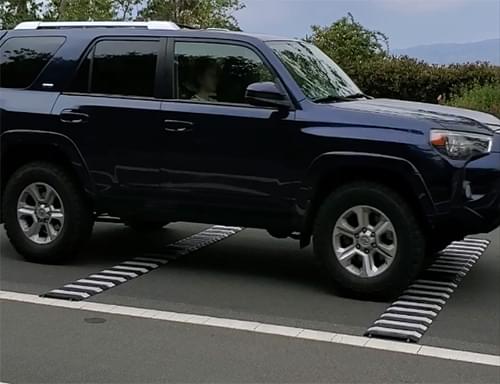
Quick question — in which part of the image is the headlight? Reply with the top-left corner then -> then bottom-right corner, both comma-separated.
430,130 -> 492,160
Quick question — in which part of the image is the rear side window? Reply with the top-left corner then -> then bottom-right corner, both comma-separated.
0,36 -> 65,88
71,40 -> 159,97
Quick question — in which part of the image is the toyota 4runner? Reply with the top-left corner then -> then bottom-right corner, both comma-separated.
1,21 -> 499,298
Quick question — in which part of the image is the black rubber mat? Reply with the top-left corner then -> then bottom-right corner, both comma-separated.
41,226 -> 242,301
365,237 -> 491,342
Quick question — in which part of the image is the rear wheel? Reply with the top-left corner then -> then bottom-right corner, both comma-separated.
313,182 -> 426,299
3,162 -> 94,263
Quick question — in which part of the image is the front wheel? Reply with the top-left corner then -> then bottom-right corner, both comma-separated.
313,182 -> 426,299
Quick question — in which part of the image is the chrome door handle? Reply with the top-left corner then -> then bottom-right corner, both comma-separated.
163,119 -> 193,133
60,110 -> 89,124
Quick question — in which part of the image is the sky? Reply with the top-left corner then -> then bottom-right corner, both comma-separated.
234,0 -> 500,50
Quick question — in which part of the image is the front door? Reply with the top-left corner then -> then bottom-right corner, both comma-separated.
159,40 -> 298,227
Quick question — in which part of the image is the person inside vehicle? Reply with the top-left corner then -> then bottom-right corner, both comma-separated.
191,58 -> 218,102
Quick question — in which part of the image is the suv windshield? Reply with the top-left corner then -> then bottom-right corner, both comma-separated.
267,40 -> 362,102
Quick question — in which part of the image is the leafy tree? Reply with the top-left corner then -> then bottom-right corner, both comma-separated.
0,0 -> 43,29
1,0 -> 245,29
139,0 -> 245,30
304,13 -> 499,103
112,0 -> 141,20
307,12 -> 388,74
45,0 -> 114,21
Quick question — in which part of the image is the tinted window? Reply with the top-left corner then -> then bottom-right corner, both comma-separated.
174,42 -> 274,104
74,40 -> 159,97
0,36 -> 65,88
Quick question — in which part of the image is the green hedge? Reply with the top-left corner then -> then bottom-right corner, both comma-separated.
447,83 -> 500,118
343,56 -> 500,104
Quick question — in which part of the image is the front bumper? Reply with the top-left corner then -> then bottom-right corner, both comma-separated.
447,152 -> 500,235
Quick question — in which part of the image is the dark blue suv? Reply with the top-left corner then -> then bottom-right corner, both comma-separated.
1,21 -> 499,298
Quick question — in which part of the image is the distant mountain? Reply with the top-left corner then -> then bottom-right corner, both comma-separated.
392,39 -> 499,65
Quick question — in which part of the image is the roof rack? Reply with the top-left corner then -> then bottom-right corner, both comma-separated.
14,21 -> 180,30
205,27 -> 230,32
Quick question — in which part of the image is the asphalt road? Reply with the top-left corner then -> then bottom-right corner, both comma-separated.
1,222 -> 499,383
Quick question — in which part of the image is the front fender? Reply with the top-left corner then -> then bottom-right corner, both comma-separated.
296,152 -> 436,245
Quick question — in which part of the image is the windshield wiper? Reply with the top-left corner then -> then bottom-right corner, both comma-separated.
313,92 -> 372,104
344,92 -> 373,99
312,95 -> 353,103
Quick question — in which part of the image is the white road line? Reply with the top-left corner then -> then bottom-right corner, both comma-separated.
0,290 -> 498,367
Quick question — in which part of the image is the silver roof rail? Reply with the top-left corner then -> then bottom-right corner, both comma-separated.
205,27 -> 230,32
14,21 -> 180,30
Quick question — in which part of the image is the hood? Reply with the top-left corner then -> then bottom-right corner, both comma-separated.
331,98 -> 500,135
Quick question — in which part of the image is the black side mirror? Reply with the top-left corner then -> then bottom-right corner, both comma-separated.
245,82 -> 291,109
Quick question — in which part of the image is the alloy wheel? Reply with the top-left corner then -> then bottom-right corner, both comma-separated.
17,182 -> 65,245
332,205 -> 397,278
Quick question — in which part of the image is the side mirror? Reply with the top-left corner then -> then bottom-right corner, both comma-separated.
245,82 -> 291,109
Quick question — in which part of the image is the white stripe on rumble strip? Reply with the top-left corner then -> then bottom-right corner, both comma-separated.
1,290 -> 499,367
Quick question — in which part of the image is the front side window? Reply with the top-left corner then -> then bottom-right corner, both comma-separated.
174,42 -> 274,104
267,40 -> 361,102
71,40 -> 159,97
0,36 -> 65,88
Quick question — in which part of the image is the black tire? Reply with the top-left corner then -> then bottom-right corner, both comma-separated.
125,220 -> 168,232
313,182 -> 426,299
3,162 -> 94,264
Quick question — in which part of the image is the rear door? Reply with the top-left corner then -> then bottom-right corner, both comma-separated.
52,37 -> 168,215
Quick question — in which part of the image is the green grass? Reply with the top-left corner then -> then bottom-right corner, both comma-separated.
447,83 -> 500,118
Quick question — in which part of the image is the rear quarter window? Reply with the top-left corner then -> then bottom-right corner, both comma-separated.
0,36 -> 65,89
